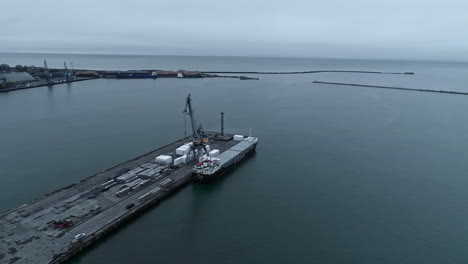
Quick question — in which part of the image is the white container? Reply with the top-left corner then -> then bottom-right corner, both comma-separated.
204,145 -> 211,153
174,156 -> 185,166
234,135 -> 244,141
155,155 -> 173,165
184,142 -> 194,148
138,192 -> 152,202
187,153 -> 194,162
209,149 -> 220,157
199,155 -> 209,163
176,145 -> 190,156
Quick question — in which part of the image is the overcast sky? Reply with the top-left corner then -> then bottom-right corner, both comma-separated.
2,0 -> 468,61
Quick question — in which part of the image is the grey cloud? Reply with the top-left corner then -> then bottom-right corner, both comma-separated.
2,0 -> 468,61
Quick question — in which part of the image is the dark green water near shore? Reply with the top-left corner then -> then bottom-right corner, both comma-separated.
1,54 -> 468,263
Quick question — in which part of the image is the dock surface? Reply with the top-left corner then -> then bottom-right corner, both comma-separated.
0,133 -> 237,264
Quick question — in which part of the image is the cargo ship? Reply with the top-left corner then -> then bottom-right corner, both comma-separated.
192,135 -> 258,183
181,94 -> 259,183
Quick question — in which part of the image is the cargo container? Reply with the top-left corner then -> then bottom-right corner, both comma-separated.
138,166 -> 161,179
139,179 -> 152,188
128,167 -> 146,175
101,179 -> 116,187
159,178 -> 173,187
131,179 -> 152,191
155,155 -> 172,165
209,149 -> 220,157
123,176 -> 138,183
184,142 -> 194,148
176,145 -> 191,156
153,174 -> 163,181
174,156 -> 186,166
128,179 -> 143,188
140,162 -> 156,169
116,187 -> 132,197
233,135 -> 244,141
104,182 -> 117,190
116,172 -> 137,183
149,187 -> 162,195
138,192 -> 152,202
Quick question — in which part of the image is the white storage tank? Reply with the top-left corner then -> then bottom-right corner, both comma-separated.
155,155 -> 172,165
234,135 -> 244,141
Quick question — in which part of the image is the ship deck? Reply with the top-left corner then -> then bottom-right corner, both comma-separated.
0,133 -> 239,264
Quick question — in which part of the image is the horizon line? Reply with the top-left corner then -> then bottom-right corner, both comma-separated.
1,50 -> 467,64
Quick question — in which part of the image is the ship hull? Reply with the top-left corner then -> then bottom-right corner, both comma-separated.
193,143 -> 257,183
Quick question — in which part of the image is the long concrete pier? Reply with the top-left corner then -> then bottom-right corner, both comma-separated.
313,81 -> 468,96
0,133 -> 238,264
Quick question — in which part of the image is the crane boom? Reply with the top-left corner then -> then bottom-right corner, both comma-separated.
43,60 -> 51,84
182,94 -> 209,159
64,61 -> 72,81
183,94 -> 206,140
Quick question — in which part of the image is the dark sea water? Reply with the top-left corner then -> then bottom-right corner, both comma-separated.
1,53 -> 468,264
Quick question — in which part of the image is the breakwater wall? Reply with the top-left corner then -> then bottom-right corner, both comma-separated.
203,70 -> 413,75
313,81 -> 468,95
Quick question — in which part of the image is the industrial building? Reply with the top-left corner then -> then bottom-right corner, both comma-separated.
0,72 -> 36,89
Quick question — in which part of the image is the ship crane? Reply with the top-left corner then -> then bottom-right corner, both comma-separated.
43,60 -> 52,84
183,94 -> 209,158
64,61 -> 72,82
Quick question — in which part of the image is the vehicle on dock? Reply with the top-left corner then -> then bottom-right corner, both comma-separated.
72,233 -> 86,243
48,219 -> 73,228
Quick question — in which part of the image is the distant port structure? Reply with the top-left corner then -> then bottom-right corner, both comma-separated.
0,60 -> 416,93
0,60 -> 92,92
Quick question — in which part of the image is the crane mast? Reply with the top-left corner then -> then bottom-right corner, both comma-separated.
183,94 -> 209,158
64,61 -> 73,82
43,60 -> 52,84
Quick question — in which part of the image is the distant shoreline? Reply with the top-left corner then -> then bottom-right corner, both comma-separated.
1,66 -> 414,93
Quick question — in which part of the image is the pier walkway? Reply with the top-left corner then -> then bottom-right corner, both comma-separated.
0,133 -> 237,264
